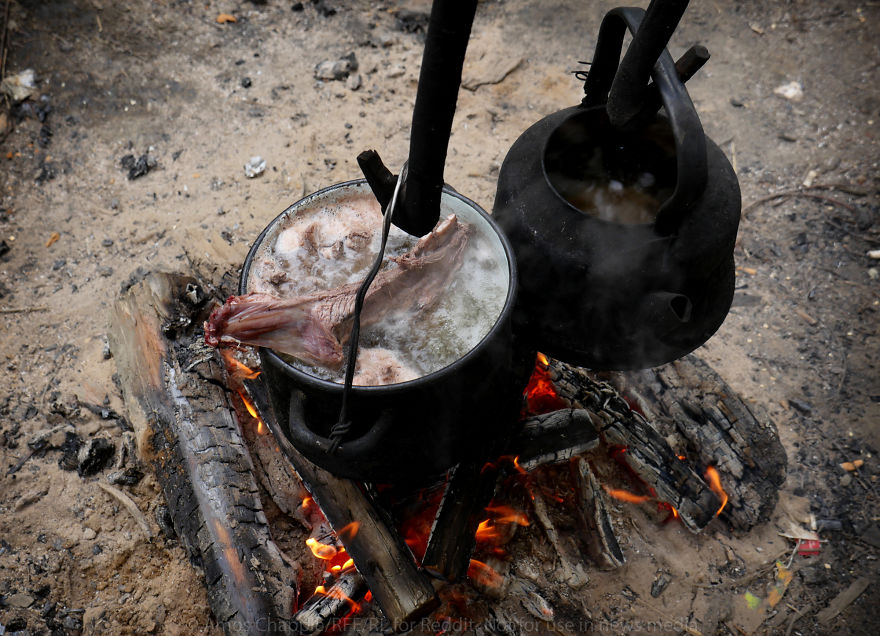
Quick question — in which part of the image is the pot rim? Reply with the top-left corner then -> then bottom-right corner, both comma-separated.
240,178 -> 519,395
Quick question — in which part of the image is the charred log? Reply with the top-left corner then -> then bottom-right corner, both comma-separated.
605,355 -> 787,530
422,460 -> 500,582
545,359 -> 721,533
570,456 -> 625,569
109,272 -> 296,636
291,570 -> 368,635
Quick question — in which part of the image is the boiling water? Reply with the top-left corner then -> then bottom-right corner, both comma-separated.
246,187 -> 509,385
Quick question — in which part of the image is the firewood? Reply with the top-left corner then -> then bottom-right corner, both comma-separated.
545,359 -> 720,533
243,378 -> 439,632
514,409 -> 599,470
606,355 -> 787,530
109,272 -> 296,636
529,483 -> 589,588
422,459 -> 500,582
569,456 -> 625,569
291,570 -> 368,635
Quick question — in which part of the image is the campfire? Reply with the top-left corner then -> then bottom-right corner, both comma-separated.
110,267 -> 786,635
210,329 -> 772,634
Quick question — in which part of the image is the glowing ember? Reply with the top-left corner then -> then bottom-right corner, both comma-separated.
220,349 -> 261,380
467,559 -> 504,589
704,465 -> 729,515
604,486 -> 653,504
342,558 -> 354,570
475,520 -> 501,543
522,355 -> 566,415
306,537 -> 338,560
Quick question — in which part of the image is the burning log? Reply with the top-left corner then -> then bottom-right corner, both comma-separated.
422,409 -> 598,583
529,476 -> 589,588
606,355 -> 787,530
544,359 -> 721,533
243,378 -> 439,632
422,460 -> 501,582
291,570 -> 368,635
569,456 -> 625,569
109,273 -> 295,635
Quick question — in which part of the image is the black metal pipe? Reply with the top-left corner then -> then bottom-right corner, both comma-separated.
359,1 -> 477,236
606,0 -> 689,130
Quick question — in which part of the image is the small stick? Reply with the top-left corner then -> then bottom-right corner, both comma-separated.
97,481 -> 154,539
0,306 -> 50,314
743,191 -> 857,216
784,603 -> 812,636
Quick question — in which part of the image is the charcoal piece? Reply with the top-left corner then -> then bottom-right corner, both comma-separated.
155,505 -> 176,540
57,431 -> 82,471
650,572 -> 671,597
0,239 -> 10,257
120,153 -> 156,180
311,0 -> 336,17
76,438 -> 115,476
107,466 -> 144,486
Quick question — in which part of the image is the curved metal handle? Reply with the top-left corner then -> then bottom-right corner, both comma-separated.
583,6 -> 707,236
284,389 -> 393,458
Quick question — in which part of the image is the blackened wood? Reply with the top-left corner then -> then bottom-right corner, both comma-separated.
514,409 -> 599,470
243,378 -> 439,632
570,456 -> 625,569
422,460 -> 500,582
546,359 -> 720,533
607,355 -> 787,530
109,272 -> 295,636
291,570 -> 368,635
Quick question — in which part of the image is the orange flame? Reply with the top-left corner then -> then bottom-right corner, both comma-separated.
467,559 -> 504,589
604,486 -> 653,504
536,352 -> 549,367
484,505 -> 530,527
704,466 -> 729,515
338,521 -> 360,542
475,520 -> 501,543
306,537 -> 338,560
220,349 -> 260,380
237,391 -> 266,434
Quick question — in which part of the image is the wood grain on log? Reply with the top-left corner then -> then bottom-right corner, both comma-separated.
291,570 -> 368,635
570,456 -> 625,569
605,355 -> 787,530
243,378 -> 438,632
109,272 -> 296,636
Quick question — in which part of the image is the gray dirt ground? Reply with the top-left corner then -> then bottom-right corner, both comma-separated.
1,1 -> 878,634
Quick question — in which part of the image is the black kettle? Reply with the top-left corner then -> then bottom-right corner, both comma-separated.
493,0 -> 741,370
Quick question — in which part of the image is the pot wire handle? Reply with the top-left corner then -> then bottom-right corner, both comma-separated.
329,162 -> 409,454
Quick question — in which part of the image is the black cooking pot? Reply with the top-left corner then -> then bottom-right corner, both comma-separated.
240,180 -> 531,483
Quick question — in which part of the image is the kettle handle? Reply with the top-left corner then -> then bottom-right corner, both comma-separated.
583,6 -> 707,236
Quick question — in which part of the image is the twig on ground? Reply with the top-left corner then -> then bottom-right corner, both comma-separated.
0,306 -> 50,314
97,482 -> 155,539
784,603 -> 812,636
743,191 -> 857,216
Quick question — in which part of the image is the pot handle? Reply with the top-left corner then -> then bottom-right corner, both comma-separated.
284,389 -> 394,459
583,5 -> 707,236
